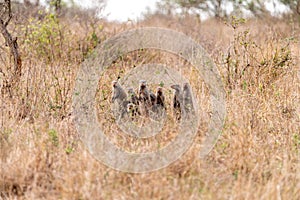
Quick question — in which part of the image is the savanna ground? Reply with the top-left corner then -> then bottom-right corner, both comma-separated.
0,4 -> 300,200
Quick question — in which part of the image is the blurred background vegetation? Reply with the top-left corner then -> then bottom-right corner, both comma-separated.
0,0 -> 299,199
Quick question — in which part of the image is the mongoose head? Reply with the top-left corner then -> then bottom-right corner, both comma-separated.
112,80 -> 118,88
156,87 -> 163,95
183,83 -> 190,90
170,84 -> 180,91
139,80 -> 147,90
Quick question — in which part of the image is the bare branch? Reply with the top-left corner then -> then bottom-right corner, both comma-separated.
0,0 -> 22,85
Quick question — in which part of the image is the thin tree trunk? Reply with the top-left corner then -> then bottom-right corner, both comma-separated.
0,0 -> 22,85
0,19 -> 22,83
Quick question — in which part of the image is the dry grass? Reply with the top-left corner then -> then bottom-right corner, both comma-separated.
0,8 -> 300,200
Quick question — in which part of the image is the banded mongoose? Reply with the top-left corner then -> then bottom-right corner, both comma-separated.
127,102 -> 139,120
170,84 -> 182,120
112,80 -> 128,119
127,87 -> 140,116
138,80 -> 151,116
155,87 -> 165,109
150,91 -> 156,106
182,83 -> 195,117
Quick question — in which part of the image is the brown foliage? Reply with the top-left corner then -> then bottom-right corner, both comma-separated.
0,8 -> 299,200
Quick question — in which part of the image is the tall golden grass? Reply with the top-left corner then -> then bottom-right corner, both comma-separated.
0,8 -> 299,199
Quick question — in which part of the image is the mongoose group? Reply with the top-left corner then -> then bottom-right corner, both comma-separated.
112,80 -> 194,120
